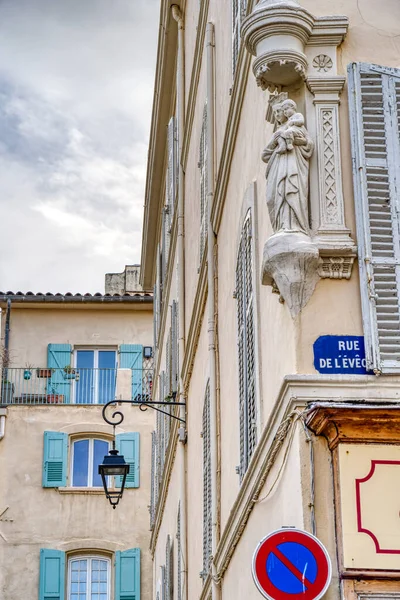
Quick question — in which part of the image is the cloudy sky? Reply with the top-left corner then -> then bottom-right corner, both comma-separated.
0,0 -> 159,293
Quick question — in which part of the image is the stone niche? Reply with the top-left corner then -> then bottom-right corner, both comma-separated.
242,0 -> 356,318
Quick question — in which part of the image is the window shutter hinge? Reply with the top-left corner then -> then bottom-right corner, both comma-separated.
233,289 -> 237,299
235,465 -> 240,475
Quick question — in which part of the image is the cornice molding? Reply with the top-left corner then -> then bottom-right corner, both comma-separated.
306,403 -> 400,449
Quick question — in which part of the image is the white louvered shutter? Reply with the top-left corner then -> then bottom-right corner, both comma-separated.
156,410 -> 162,503
348,63 -> 400,373
232,0 -> 247,76
171,301 -> 178,393
166,329 -> 172,399
161,566 -> 166,600
165,535 -> 173,600
236,210 -> 257,479
177,504 -> 182,600
202,381 -> 212,581
167,117 -> 178,222
150,430 -> 157,528
199,104 -> 208,264
162,207 -> 168,283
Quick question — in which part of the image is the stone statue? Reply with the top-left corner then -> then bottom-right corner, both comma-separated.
261,99 -> 314,234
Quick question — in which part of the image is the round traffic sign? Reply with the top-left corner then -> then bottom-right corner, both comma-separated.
252,528 -> 332,600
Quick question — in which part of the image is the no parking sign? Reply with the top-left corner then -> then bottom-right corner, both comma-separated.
252,529 -> 332,600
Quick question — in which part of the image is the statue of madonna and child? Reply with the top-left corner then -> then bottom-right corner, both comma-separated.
261,98 -> 314,234
260,97 -> 320,317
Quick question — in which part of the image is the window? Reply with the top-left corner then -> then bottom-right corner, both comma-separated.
348,62 -> 400,374
42,431 -> 140,489
236,210 -> 257,479
232,0 -> 247,76
39,549 -> 140,600
199,104 -> 208,263
202,381 -> 212,581
71,438 -> 109,488
68,556 -> 110,600
74,350 -> 117,405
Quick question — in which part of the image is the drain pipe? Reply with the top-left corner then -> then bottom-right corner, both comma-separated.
0,408 -> 7,441
3,299 -> 11,380
206,22 -> 221,600
171,6 -> 188,600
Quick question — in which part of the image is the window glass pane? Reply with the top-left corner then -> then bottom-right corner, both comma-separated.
69,558 -> 88,600
75,351 -> 95,404
98,351 -> 116,405
76,351 -> 95,368
93,440 -> 108,487
72,440 -> 89,487
91,559 -> 108,600
98,351 -> 116,369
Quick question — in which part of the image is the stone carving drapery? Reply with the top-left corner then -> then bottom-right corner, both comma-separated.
261,100 -> 314,234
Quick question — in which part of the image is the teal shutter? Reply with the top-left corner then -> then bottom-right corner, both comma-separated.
43,432 -> 68,488
115,548 -> 140,600
115,433 -> 140,489
119,345 -> 143,400
39,549 -> 65,600
47,344 -> 72,403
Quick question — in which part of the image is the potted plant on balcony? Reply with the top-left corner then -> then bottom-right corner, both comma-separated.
46,394 -> 64,404
24,363 -> 33,380
36,368 -> 54,378
63,365 -> 77,380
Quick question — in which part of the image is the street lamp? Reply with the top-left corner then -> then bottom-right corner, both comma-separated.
98,445 -> 130,509
100,396 -> 186,508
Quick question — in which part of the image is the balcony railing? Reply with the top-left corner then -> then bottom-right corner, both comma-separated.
1,365 -> 153,405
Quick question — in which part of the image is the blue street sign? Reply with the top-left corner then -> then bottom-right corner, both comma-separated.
313,335 -> 369,375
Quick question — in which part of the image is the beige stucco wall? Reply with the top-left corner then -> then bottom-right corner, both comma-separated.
0,302 -> 154,599
2,305 -> 152,368
0,405 -> 154,600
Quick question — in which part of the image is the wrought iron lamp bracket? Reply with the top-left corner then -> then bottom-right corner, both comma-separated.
102,398 -> 186,427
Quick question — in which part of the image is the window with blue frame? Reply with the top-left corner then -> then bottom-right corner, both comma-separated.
68,556 -> 110,600
39,548 -> 141,600
74,350 -> 117,405
71,438 -> 109,488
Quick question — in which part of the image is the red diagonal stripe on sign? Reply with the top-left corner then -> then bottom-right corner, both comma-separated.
272,547 -> 314,589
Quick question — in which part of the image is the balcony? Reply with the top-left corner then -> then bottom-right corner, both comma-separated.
0,362 -> 153,405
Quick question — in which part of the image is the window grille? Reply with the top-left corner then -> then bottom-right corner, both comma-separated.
232,0 -> 247,76
199,104 -> 208,263
161,566 -> 166,600
348,63 -> 400,373
236,210 -> 257,480
202,380 -> 212,581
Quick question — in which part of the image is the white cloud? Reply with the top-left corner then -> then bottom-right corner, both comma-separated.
0,0 -> 158,293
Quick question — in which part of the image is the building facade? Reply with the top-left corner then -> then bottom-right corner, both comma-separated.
140,1 -> 400,600
0,288 -> 154,600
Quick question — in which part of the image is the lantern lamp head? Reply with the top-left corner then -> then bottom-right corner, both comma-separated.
98,449 -> 130,509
